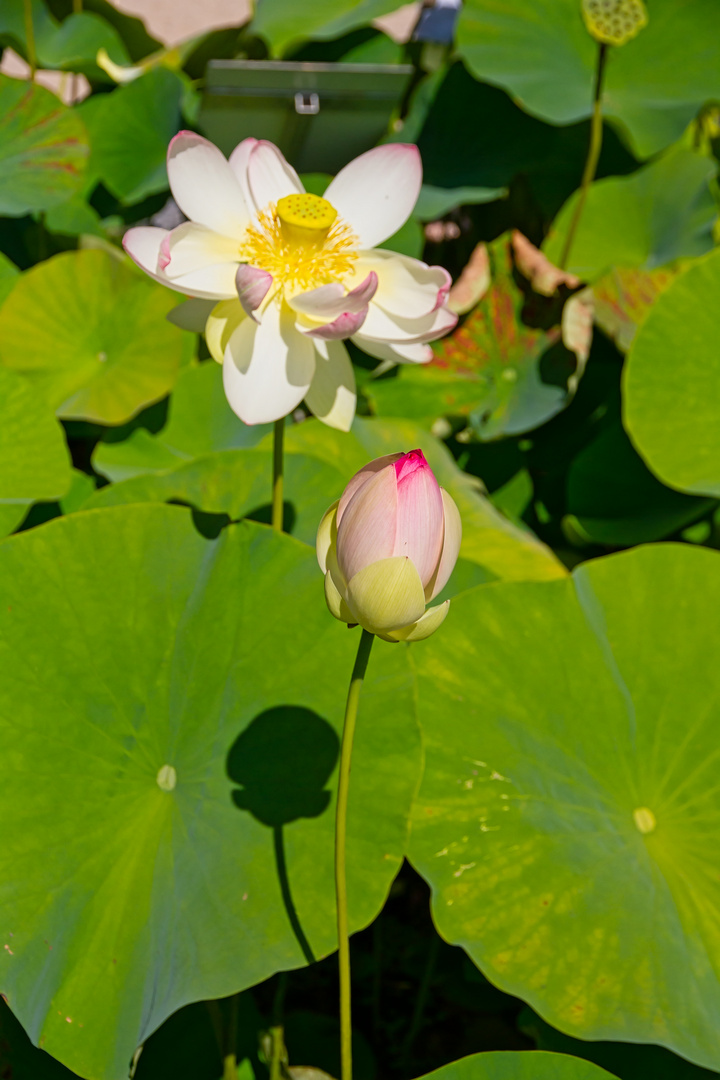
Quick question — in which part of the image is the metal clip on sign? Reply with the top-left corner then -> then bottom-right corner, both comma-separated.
198,60 -> 413,173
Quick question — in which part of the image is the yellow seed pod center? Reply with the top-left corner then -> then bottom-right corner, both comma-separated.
277,193 -> 337,240
581,0 -> 648,46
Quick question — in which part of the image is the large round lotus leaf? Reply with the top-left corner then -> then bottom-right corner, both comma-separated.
0,251 -> 19,307
543,146 -> 717,281
0,367 -> 72,537
0,505 -> 421,1079
78,68 -> 184,204
409,543 -> 720,1069
522,1007 -> 720,1080
93,362 -> 271,482
456,0 -> 720,158
417,1051 -> 615,1080
0,74 -> 88,216
0,250 -> 187,424
623,249 -> 720,498
564,421 -> 715,546
89,398 -> 564,587
251,0 -> 399,56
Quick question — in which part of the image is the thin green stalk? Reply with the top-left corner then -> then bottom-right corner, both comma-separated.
559,42 -> 608,270
272,418 -> 284,532
23,0 -> 37,78
336,628 -> 375,1080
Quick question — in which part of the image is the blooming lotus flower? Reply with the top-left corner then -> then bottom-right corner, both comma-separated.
317,450 -> 461,641
123,134 -> 456,430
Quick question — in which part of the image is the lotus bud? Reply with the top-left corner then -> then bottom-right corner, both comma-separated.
316,450 -> 462,642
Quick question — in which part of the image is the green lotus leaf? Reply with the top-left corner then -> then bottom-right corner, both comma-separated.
0,367 -> 72,538
93,363 -> 271,482
416,1051 -> 616,1080
409,543 -> 720,1069
0,74 -> 88,216
89,377 -> 564,586
456,0 -> 720,158
0,251 -> 19,307
250,0 -> 400,57
563,421 -> 715,546
78,67 -> 185,204
0,249 -> 189,424
543,146 -> 717,281
587,264 -> 684,352
0,504 -> 421,1079
623,248 -> 720,498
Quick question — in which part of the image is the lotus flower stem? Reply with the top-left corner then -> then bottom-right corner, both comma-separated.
272,419 -> 285,532
23,0 -> 37,78
559,42 -> 608,270
336,627 -> 375,1080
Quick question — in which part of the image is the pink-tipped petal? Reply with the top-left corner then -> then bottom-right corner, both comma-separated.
222,302 -> 315,425
324,144 -> 423,249
433,267 -> 452,310
167,131 -> 249,236
123,225 -> 167,277
336,463 -> 399,581
392,450 -> 444,587
427,488 -> 462,601
290,272 -> 378,322
236,264 -> 273,319
337,453 -> 403,524
305,308 -> 368,340
305,339 -> 356,432
158,233 -> 171,270
247,140 -> 303,211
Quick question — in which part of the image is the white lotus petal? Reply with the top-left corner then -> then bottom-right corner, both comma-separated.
324,144 -> 422,248
352,335 -> 433,365
228,137 -> 258,207
247,140 -> 303,211
160,222 -> 241,279
167,131 -> 249,236
222,302 -> 315,425
123,226 -> 237,299
205,300 -> 247,364
360,302 -> 457,344
347,252 -> 449,318
123,226 -> 167,278
305,340 -> 356,431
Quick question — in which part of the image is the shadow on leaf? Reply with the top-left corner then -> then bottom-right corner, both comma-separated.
226,706 -> 340,964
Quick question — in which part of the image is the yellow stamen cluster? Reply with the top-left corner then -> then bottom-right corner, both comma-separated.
239,199 -> 358,298
581,0 -> 647,45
